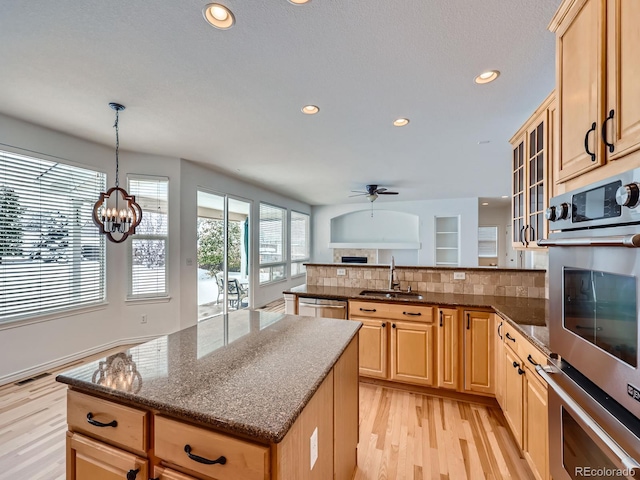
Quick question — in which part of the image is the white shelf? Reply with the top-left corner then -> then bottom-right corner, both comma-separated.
436,247 -> 458,250
436,231 -> 458,234
328,242 -> 421,250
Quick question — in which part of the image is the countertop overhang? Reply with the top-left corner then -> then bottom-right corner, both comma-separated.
56,310 -> 361,444
285,284 -> 550,355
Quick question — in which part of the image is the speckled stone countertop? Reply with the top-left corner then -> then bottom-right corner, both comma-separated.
285,285 -> 551,355
56,310 -> 361,444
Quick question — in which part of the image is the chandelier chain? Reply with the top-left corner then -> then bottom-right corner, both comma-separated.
114,108 -> 120,188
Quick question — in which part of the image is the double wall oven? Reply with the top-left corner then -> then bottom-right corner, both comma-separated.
539,168 -> 640,479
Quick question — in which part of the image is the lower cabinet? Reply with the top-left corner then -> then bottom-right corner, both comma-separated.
436,308 -> 459,390
154,466 -> 200,480
495,319 -> 506,409
524,364 -> 549,480
503,345 -> 525,449
357,318 -> 388,379
390,320 -> 435,386
463,310 -> 494,395
67,432 -> 148,480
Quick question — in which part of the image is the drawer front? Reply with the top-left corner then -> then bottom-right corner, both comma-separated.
67,390 -> 148,452
502,322 -> 548,373
349,301 -> 389,319
153,466 -> 199,480
154,416 -> 269,480
385,304 -> 433,322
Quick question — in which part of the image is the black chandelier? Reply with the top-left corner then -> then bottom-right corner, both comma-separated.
92,103 -> 142,243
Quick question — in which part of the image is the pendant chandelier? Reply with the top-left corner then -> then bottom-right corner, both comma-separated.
92,103 -> 142,243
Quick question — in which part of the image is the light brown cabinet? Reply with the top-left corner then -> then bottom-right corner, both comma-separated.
551,0 -> 640,186
524,367 -> 550,480
436,308 -> 459,390
154,466 -> 200,480
390,320 -> 435,386
356,318 -> 388,379
503,345 -> 525,449
463,310 -> 494,395
495,319 -> 506,409
510,92 -> 555,249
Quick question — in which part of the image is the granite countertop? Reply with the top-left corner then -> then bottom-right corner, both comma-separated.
285,284 -> 551,355
56,310 -> 361,444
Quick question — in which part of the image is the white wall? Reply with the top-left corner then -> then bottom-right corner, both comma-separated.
478,203 -> 518,268
311,198 -> 479,266
0,113 -> 309,381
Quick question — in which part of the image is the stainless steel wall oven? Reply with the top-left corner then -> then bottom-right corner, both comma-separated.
538,168 -> 640,479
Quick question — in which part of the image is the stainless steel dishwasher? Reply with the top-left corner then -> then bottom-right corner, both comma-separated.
297,297 -> 348,319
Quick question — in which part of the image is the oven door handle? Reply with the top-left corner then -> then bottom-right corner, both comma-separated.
535,364 -> 640,471
538,234 -> 640,248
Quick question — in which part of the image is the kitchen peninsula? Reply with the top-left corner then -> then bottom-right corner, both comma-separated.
56,310 -> 361,480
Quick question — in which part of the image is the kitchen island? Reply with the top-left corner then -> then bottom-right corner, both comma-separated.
57,310 -> 361,480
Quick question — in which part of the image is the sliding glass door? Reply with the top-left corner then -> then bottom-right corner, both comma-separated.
197,191 -> 251,321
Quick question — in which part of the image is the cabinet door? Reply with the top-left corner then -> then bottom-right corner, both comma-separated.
463,311 -> 494,395
606,0 -> 640,160
67,432 -> 148,480
436,308 -> 458,390
390,321 -> 435,386
512,134 -> 527,249
495,320 -> 506,409
357,318 -> 388,379
525,369 -> 549,480
526,111 -> 549,246
503,347 -> 525,449
556,0 -> 606,181
153,466 -> 200,480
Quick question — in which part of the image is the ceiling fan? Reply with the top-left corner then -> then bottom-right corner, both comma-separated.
350,184 -> 399,202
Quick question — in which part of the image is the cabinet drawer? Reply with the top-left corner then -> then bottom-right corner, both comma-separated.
153,466 -> 200,480
349,301 -> 389,319
502,322 -> 548,373
67,390 -> 148,452
385,304 -> 433,322
154,416 -> 270,480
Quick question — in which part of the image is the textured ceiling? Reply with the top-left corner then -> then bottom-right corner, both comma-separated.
0,1 -> 560,205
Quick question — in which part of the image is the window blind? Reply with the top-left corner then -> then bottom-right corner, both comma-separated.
0,150 -> 106,322
290,211 -> 310,262
128,176 -> 169,298
259,203 -> 285,265
478,226 -> 498,257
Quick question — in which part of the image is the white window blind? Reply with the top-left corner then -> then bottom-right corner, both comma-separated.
0,150 -> 106,323
128,176 -> 169,298
478,226 -> 498,257
259,203 -> 286,284
291,211 -> 309,277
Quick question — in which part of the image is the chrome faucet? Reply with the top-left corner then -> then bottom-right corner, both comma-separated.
389,256 -> 400,290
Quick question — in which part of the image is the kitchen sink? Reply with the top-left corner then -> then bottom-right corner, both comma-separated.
359,290 -> 424,300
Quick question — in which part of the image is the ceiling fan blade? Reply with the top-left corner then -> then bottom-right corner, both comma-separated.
378,191 -> 399,195
375,188 -> 387,193
349,193 -> 368,197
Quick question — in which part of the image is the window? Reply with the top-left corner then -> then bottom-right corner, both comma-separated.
290,211 -> 310,277
478,226 -> 499,257
259,203 -> 286,284
128,176 -> 169,298
0,150 -> 106,323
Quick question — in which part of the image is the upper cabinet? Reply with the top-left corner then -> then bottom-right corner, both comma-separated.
510,92 -> 556,249
550,0 -> 640,187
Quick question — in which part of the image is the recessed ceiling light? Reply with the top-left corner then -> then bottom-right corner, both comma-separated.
393,118 -> 410,127
474,70 -> 500,84
301,105 -> 319,115
203,3 -> 235,29
289,0 -> 311,3
482,202 -> 489,206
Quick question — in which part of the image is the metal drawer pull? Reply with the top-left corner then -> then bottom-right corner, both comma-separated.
538,234 -> 640,248
536,365 -> 640,471
359,308 -> 376,312
392,323 -> 396,329
403,311 -> 421,316
86,412 -> 118,428
439,311 -> 443,327
527,354 -> 539,366
381,323 -> 386,328
497,322 -> 503,339
513,361 -> 519,368
466,313 -> 470,330
517,368 -> 525,375
126,469 -> 139,480
584,121 -> 597,162
184,445 -> 227,465
506,333 -> 516,342
602,109 -> 615,153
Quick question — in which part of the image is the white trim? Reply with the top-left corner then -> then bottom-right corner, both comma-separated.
124,296 -> 172,305
0,302 -> 109,332
328,242 -> 422,249
0,334 -> 160,387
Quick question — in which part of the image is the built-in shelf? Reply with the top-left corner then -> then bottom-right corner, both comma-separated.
328,242 -> 421,250
435,216 -> 460,266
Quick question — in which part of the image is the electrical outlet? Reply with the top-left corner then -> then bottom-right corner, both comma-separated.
310,427 -> 318,470
141,314 -> 148,324
453,272 -> 466,280
337,268 -> 346,276
186,258 -> 193,266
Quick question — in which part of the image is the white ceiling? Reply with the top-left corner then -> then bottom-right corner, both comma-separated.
0,1 -> 560,206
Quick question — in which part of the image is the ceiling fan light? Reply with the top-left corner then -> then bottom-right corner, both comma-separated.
367,193 -> 378,202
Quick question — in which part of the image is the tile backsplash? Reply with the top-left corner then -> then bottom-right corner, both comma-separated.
306,265 -> 547,299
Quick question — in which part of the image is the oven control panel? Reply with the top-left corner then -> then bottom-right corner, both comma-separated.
547,168 -> 640,230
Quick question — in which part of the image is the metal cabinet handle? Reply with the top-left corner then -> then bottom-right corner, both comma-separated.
466,313 -> 470,330
536,365 -> 640,471
538,235 -> 640,248
439,311 -> 443,327
506,332 -> 516,342
497,322 -> 503,339
529,224 -> 535,243
527,354 -> 539,366
519,226 -> 525,246
184,445 -> 227,465
403,311 -> 421,316
602,109 -> 615,153
87,412 -> 117,428
517,368 -> 525,375
523,225 -> 530,247
392,323 -> 396,329
381,322 -> 386,328
584,122 -> 597,161
359,307 -> 376,312
513,361 -> 519,368
126,469 -> 139,480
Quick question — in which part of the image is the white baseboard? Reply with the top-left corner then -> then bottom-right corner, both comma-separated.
0,334 -> 160,387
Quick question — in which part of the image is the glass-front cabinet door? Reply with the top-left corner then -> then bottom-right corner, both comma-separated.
512,134 -> 526,248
